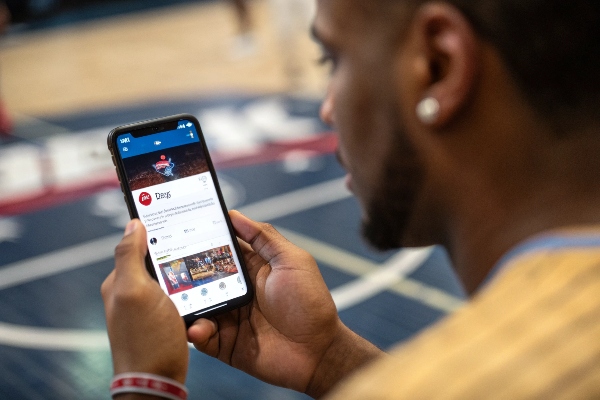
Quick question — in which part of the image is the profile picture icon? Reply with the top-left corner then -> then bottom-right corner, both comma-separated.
150,238 -> 158,245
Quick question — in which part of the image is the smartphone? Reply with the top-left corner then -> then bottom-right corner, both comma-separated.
107,114 -> 253,326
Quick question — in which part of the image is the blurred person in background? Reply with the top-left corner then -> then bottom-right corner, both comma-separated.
102,0 -> 600,399
269,0 -> 314,92
0,0 -> 62,138
230,0 -> 257,58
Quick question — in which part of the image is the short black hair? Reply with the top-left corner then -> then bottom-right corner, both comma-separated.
447,1 -> 600,132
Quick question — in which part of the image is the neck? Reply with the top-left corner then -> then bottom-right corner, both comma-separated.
446,130 -> 600,294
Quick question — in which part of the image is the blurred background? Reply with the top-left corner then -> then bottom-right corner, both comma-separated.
0,1 -> 465,398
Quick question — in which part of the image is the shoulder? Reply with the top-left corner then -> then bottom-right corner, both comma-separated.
326,247 -> 600,399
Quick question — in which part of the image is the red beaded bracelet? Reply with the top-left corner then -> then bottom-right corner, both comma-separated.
110,373 -> 188,400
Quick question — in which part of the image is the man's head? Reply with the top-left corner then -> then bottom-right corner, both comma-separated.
445,0 -> 600,130
313,0 -> 600,289
314,1 -> 432,250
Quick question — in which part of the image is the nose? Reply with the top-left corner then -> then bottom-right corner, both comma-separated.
319,87 -> 335,126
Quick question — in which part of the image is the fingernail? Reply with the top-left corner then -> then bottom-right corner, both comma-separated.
124,220 -> 137,236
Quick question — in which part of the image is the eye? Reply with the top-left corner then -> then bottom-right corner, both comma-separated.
316,49 -> 338,73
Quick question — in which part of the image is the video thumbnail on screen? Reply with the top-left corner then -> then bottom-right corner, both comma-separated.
159,245 -> 238,295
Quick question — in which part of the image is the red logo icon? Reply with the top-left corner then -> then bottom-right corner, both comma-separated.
139,192 -> 152,206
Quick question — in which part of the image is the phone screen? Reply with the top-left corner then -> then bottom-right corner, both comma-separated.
112,117 -> 250,320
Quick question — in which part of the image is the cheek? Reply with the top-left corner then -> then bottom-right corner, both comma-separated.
334,75 -> 371,151
336,75 -> 395,169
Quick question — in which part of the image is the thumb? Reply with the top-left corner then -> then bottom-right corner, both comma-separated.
187,318 -> 218,350
114,219 -> 149,280
229,210 -> 291,264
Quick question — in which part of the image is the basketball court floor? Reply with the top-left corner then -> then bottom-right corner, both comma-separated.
0,1 -> 466,398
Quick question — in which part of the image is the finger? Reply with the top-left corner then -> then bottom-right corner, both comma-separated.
235,238 -> 263,286
188,311 -> 241,365
229,210 -> 290,264
188,318 -> 220,357
206,310 -> 244,365
113,219 -> 149,280
100,270 -> 116,302
237,237 -> 254,258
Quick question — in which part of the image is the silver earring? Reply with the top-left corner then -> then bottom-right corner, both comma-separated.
416,97 -> 440,124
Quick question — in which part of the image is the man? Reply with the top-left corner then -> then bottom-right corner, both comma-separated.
102,0 -> 600,398
229,0 -> 257,59
269,0 -> 315,91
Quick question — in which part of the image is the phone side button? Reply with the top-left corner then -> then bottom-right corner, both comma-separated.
111,155 -> 116,166
123,195 -> 132,211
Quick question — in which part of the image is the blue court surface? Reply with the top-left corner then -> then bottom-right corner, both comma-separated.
0,95 -> 466,399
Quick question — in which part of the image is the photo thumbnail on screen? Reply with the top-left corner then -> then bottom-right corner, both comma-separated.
122,143 -> 209,191
159,245 -> 238,295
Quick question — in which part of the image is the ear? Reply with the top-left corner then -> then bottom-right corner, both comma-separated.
405,2 -> 480,127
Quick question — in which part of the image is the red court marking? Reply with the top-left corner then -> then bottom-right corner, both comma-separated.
0,132 -> 337,216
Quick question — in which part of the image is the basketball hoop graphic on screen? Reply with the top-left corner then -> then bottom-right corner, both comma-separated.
153,155 -> 175,177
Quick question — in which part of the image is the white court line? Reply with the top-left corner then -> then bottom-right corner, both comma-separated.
0,179 -> 350,289
0,323 -> 109,350
391,279 -> 465,313
0,177 -> 462,350
0,179 -> 348,290
0,234 -> 124,291
237,177 -> 352,221
277,228 -> 465,313
277,227 -> 433,308
330,248 -> 434,311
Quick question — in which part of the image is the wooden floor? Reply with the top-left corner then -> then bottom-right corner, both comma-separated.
0,0 -> 328,118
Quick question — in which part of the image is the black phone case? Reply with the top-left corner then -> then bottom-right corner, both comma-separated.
107,114 -> 254,326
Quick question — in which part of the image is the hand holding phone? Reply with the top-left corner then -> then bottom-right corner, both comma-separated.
107,114 -> 253,326
188,211 -> 380,397
101,219 -> 189,382
105,119 -> 379,395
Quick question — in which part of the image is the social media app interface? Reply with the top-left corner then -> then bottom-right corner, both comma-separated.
117,121 -> 247,316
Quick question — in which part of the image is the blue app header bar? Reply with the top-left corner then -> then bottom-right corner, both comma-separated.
117,119 -> 200,158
